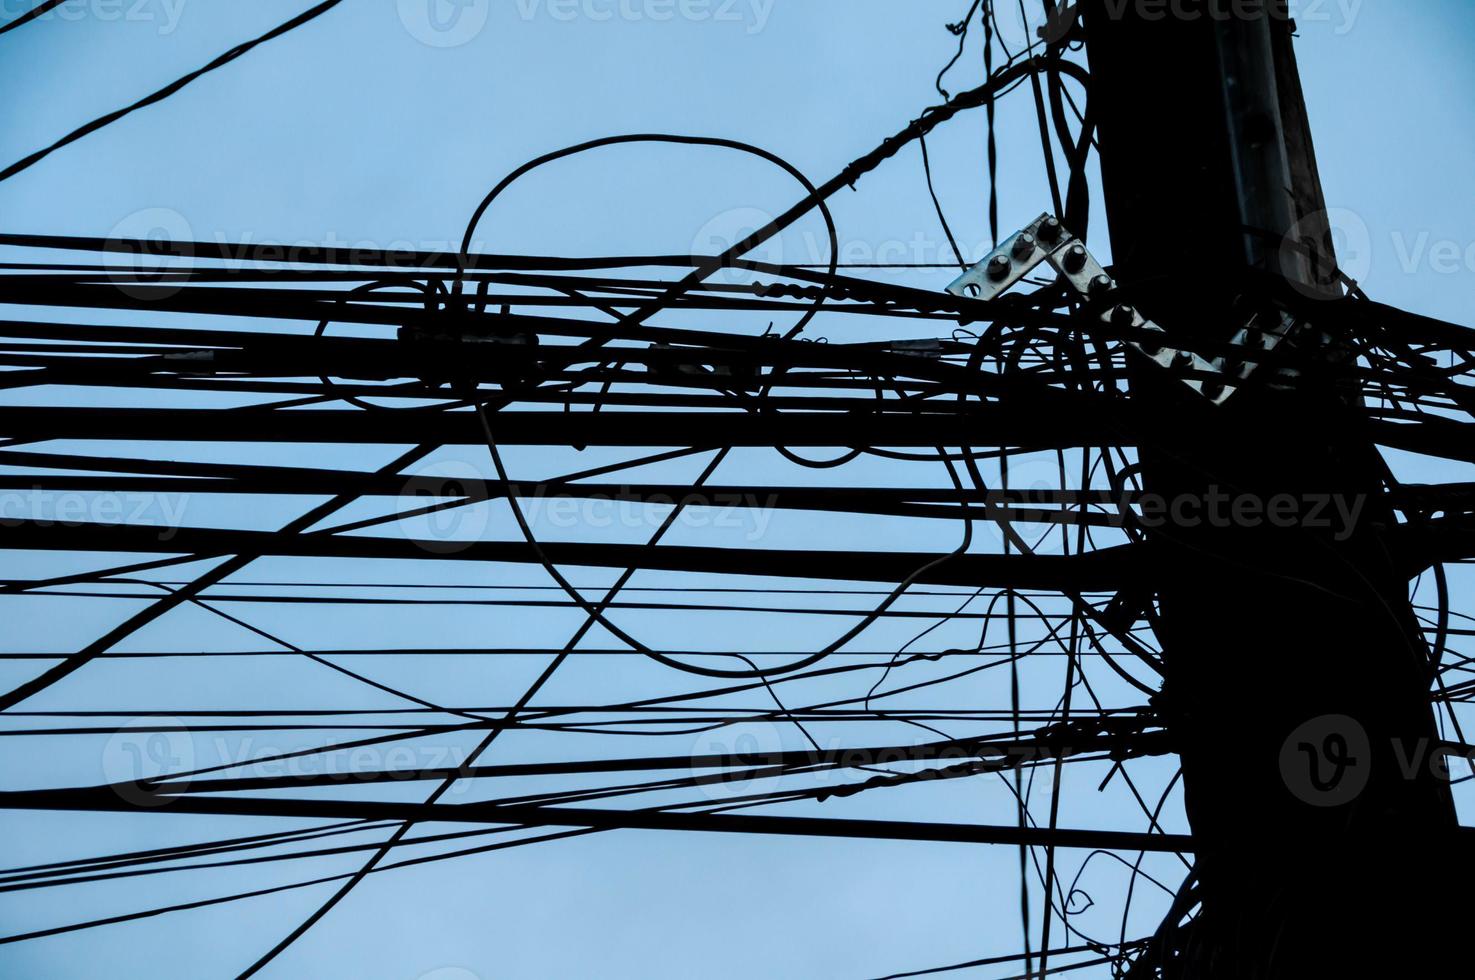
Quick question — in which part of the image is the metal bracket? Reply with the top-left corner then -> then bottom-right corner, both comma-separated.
948,211 -> 1323,406
946,213 -> 1067,302
1045,239 -> 1114,300
1103,303 -> 1231,404
1215,309 -> 1304,393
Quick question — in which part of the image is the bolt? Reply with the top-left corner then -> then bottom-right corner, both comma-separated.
1110,304 -> 1137,327
1174,349 -> 1195,369
1012,234 -> 1037,259
1038,216 -> 1063,243
1089,274 -> 1114,297
1062,242 -> 1088,273
986,254 -> 1012,280
1202,381 -> 1225,400
1242,329 -> 1265,349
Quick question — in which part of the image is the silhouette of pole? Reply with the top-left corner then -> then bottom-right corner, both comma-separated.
1080,2 -> 1465,975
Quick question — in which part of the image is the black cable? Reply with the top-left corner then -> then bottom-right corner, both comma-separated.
920,132 -> 968,270
0,0 -> 349,184
454,134 -> 838,341
0,0 -> 66,37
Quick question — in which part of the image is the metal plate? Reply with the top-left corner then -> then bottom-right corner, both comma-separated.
1046,238 -> 1114,299
946,213 -> 1061,301
1217,310 -> 1304,394
1108,306 -> 1232,404
947,210 -> 1256,406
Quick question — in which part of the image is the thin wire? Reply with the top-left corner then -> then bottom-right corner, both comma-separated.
0,0 -> 349,184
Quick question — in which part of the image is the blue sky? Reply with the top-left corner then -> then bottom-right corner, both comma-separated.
0,2 -> 1471,978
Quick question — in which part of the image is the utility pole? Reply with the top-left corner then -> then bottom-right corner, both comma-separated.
1078,2 -> 1466,976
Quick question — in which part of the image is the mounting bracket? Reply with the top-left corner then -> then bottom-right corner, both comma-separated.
948,213 -> 1311,406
